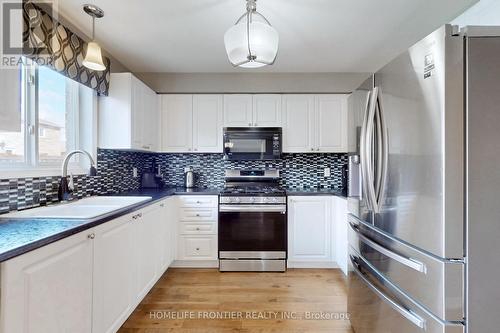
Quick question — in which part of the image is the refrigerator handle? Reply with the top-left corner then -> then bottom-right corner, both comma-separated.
376,88 -> 389,210
350,255 -> 426,329
359,90 -> 372,210
364,87 -> 379,213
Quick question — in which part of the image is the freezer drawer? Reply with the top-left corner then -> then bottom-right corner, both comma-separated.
348,214 -> 464,321
348,247 -> 464,333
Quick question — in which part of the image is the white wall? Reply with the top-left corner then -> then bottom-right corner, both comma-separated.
452,0 -> 500,26
135,72 -> 370,94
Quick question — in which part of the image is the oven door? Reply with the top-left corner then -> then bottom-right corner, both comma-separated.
218,204 -> 287,259
223,128 -> 281,160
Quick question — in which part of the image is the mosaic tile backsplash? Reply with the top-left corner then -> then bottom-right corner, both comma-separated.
0,149 -> 347,213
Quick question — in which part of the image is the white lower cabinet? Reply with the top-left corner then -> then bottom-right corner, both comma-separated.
93,214 -> 135,333
0,231 -> 94,333
288,196 -> 333,266
173,195 -> 218,267
0,197 -> 176,333
287,195 -> 348,272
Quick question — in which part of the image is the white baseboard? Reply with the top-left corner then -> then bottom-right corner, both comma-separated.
171,260 -> 219,268
287,261 -> 339,269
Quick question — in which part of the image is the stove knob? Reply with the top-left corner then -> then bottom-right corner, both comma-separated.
272,198 -> 279,203
234,197 -> 241,203
250,197 -> 256,203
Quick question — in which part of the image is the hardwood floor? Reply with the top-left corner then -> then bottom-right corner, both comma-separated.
118,268 -> 354,333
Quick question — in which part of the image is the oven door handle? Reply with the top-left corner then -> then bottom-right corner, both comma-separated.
219,205 -> 287,213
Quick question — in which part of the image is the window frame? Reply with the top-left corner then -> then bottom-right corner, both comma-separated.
0,60 -> 97,178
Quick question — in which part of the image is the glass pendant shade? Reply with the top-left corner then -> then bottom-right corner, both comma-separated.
224,1 -> 279,68
83,41 -> 106,71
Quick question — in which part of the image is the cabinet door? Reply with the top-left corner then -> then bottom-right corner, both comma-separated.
223,94 -> 253,127
160,95 -> 193,152
1,231 -> 93,333
93,214 -> 135,333
333,197 -> 348,275
134,206 -> 162,302
142,87 -> 158,151
159,198 -> 176,272
282,95 -> 315,152
131,79 -> 144,149
315,94 -> 348,152
193,95 -> 223,152
288,196 -> 332,262
252,94 -> 282,127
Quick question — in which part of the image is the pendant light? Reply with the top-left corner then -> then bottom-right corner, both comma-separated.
82,4 -> 106,71
224,0 -> 279,68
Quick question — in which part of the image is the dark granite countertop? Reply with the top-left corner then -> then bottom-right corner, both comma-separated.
0,187 -> 220,262
285,188 -> 347,199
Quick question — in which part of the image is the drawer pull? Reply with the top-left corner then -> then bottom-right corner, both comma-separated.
87,233 -> 95,239
196,227 -> 200,231
196,200 -> 201,204
350,255 -> 426,329
196,248 -> 200,251
349,221 -> 426,273
196,214 -> 200,217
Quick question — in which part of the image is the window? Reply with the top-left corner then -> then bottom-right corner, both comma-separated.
0,57 -> 95,174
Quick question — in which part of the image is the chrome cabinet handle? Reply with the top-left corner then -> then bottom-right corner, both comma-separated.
196,247 -> 200,251
349,221 -> 426,273
160,203 -> 165,207
196,227 -> 200,231
87,233 -> 95,239
196,200 -> 201,204
350,255 -> 426,329
196,214 -> 200,217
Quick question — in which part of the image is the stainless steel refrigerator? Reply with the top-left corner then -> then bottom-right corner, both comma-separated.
347,24 -> 500,333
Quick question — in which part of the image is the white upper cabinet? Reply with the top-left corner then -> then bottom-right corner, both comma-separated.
160,95 -> 193,152
252,94 -> 282,127
223,94 -> 282,127
160,94 -> 223,153
282,94 -> 348,153
282,95 -> 315,152
99,73 -> 158,151
223,94 -> 253,127
193,95 -> 223,152
315,94 -> 348,152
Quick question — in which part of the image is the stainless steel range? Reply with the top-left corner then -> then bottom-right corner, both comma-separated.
218,169 -> 287,272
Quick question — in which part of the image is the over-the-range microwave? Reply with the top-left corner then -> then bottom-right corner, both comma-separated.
223,127 -> 282,161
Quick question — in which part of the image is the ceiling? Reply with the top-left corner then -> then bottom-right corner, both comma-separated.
58,0 -> 477,73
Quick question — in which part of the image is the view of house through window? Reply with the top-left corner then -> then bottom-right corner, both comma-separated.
0,58 -> 92,170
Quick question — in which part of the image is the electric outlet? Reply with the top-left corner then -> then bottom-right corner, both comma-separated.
133,167 -> 138,178
324,167 -> 331,177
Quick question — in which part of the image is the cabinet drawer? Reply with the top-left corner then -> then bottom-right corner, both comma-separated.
178,196 -> 218,208
179,208 -> 217,221
179,236 -> 217,259
179,223 -> 216,235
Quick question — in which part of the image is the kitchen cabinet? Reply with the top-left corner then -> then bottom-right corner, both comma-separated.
252,94 -> 282,127
282,95 -> 315,152
0,198 -> 176,333
174,195 -> 218,267
99,72 -> 158,151
160,94 -> 223,153
282,94 -> 348,153
92,213 -> 135,333
287,196 -> 333,266
223,94 -> 282,127
332,196 -> 348,275
223,94 -> 253,127
0,231 -> 94,333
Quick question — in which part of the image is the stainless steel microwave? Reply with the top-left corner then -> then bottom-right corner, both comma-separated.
223,127 -> 282,160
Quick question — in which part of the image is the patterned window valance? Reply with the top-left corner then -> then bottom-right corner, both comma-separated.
22,2 -> 110,96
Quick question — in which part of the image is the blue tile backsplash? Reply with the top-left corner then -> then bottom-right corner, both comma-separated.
0,149 -> 347,213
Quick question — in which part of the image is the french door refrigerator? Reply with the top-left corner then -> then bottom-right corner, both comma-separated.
347,24 -> 500,333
